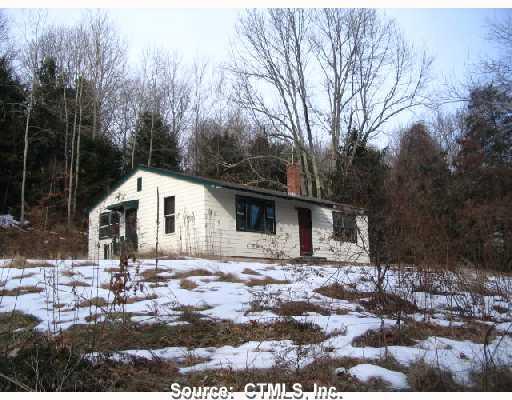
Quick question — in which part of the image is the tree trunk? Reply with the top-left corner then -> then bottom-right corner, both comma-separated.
92,96 -> 97,140
73,79 -> 83,217
300,150 -> 313,197
20,93 -> 33,225
67,79 -> 79,227
147,110 -> 155,167
311,154 -> 322,199
131,131 -> 137,169
63,84 -> 69,192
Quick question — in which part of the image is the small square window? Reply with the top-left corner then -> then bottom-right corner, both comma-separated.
332,212 -> 357,243
137,177 -> 142,192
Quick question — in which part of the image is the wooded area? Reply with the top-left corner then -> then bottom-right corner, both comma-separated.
0,9 -> 510,270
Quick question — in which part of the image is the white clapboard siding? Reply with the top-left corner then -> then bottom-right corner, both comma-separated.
88,169 -> 207,260
204,186 -> 370,263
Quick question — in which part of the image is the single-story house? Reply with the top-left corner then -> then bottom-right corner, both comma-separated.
88,165 -> 369,263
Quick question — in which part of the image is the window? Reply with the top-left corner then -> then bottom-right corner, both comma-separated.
137,177 -> 142,192
236,196 -> 276,234
332,212 -> 357,243
99,212 -> 120,239
164,196 -> 175,234
111,212 -> 120,236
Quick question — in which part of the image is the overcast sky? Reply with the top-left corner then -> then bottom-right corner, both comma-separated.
5,8 -> 511,145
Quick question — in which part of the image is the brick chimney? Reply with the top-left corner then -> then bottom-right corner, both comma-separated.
287,163 -> 301,196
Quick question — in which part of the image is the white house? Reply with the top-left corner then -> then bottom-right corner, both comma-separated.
88,165 -> 369,263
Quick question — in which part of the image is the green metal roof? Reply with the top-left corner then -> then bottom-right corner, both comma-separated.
107,199 -> 139,211
90,165 -> 365,213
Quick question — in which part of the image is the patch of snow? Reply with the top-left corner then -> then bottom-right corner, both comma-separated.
348,364 -> 409,390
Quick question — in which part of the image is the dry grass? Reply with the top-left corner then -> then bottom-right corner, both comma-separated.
10,272 -> 38,280
172,269 -> 215,279
1,256 -> 55,269
180,279 -> 198,290
125,293 -> 158,304
214,272 -> 243,283
0,285 -> 43,296
63,317 -> 326,353
104,267 -> 122,273
242,268 -> 261,275
353,319 -> 497,347
352,327 -> 416,347
62,279 -> 91,287
246,276 -> 290,286
407,360 -> 461,391
360,292 -> 418,315
79,296 -> 109,308
314,283 -> 372,301
140,269 -> 172,283
61,269 -> 79,277
471,365 -> 512,391
274,301 -> 331,316
173,304 -> 212,313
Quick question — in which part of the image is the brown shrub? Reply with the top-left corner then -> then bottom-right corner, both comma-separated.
471,365 -> 512,391
314,283 -> 372,301
361,292 -> 418,315
352,327 -> 416,347
407,360 -> 461,391
0,226 -> 87,258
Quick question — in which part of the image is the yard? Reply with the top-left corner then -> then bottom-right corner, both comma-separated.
0,256 -> 511,391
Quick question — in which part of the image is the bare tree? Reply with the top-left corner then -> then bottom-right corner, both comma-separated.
312,9 -> 430,190
0,10 -> 12,58
231,9 -> 321,198
19,10 -> 47,225
135,47 -> 190,168
231,9 -> 430,199
484,13 -> 512,93
83,10 -> 126,140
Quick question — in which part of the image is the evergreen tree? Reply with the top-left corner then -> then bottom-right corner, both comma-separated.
0,56 -> 25,214
131,111 -> 181,171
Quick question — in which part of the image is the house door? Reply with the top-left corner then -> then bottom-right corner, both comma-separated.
125,208 -> 138,253
297,208 -> 313,256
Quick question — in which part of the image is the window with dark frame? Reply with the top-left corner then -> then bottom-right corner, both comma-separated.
164,196 -> 175,234
236,196 -> 276,234
137,177 -> 142,192
332,212 -> 357,243
99,212 -> 111,239
99,212 -> 120,239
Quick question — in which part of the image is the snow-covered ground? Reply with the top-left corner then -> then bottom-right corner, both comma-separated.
1,257 -> 511,389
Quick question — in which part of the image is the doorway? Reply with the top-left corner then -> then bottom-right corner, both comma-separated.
125,208 -> 138,253
297,208 -> 312,256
